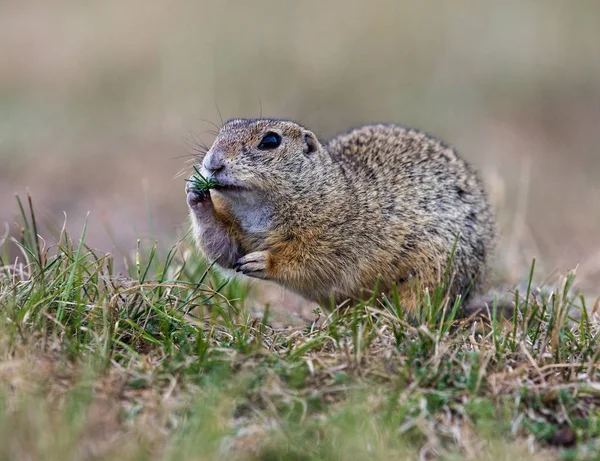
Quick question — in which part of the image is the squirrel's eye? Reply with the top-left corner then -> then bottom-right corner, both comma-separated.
258,132 -> 281,150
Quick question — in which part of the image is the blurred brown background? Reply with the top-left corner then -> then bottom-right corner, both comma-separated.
1,0 -> 599,291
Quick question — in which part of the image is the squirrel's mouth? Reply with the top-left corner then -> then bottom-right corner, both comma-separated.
212,176 -> 249,194
210,173 -> 249,194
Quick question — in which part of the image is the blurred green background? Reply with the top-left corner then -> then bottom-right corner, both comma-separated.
1,0 -> 599,289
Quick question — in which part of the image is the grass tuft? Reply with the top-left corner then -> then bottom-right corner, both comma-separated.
185,165 -> 222,197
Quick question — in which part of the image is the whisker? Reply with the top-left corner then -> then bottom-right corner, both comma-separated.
214,100 -> 224,126
198,118 -> 222,132
183,133 -> 210,155
173,167 -> 189,180
170,153 -> 199,160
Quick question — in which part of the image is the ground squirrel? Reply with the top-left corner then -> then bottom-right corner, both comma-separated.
186,118 -> 496,314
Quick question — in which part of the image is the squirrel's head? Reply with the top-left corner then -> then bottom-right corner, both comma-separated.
197,118 -> 326,199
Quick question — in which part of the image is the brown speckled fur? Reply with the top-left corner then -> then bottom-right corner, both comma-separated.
187,118 -> 496,314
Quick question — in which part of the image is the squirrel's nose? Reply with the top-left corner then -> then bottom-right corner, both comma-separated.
203,150 -> 225,174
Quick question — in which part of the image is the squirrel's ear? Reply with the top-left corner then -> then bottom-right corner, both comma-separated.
302,130 -> 319,157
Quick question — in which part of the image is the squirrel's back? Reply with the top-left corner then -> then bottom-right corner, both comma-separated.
325,124 -> 496,303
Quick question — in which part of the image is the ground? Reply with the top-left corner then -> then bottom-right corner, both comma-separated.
1,198 -> 599,461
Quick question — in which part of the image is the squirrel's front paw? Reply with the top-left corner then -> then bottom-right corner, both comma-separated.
186,188 -> 212,213
233,251 -> 271,279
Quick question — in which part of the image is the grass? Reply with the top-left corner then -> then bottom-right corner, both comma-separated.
186,166 -> 223,196
1,195 -> 600,460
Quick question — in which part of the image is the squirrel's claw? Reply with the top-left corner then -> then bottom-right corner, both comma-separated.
233,251 -> 270,279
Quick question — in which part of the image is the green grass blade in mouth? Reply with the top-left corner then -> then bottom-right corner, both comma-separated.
185,165 -> 223,193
